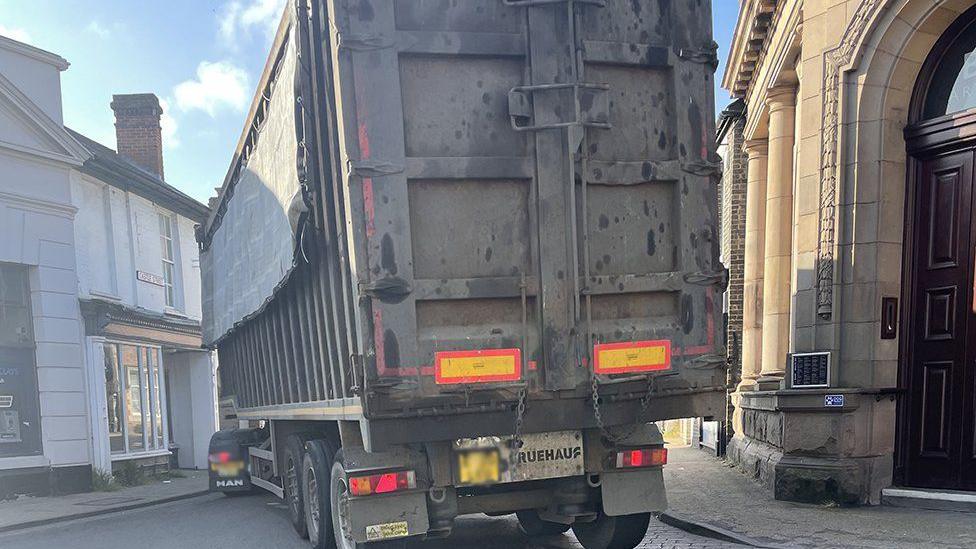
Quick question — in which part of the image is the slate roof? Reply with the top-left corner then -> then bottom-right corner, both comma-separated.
67,128 -> 209,223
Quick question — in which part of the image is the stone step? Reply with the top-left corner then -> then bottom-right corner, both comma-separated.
882,487 -> 976,513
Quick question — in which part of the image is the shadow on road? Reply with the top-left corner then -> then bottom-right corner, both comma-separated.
404,515 -> 579,549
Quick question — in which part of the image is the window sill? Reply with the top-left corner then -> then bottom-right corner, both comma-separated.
89,290 -> 123,302
0,455 -> 50,470
163,307 -> 187,318
110,448 -> 171,462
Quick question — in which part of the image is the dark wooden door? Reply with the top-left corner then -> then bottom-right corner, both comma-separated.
905,149 -> 976,490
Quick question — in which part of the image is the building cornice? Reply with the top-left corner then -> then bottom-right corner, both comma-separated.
0,72 -> 91,165
723,0 -> 779,97
80,298 -> 203,349
0,189 -> 77,218
0,34 -> 69,71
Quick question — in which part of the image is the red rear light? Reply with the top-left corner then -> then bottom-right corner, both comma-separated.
615,447 -> 667,468
349,470 -> 416,496
209,451 -> 232,464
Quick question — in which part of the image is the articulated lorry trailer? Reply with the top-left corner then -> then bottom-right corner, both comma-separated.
200,1 -> 724,548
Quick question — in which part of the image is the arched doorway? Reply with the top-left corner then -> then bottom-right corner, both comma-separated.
902,3 -> 976,492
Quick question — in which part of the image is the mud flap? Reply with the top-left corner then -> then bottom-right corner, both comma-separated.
346,491 -> 429,543
600,468 -> 667,516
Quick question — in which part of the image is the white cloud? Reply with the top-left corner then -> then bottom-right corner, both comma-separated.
85,20 -> 110,39
159,98 -> 180,149
0,24 -> 31,43
218,0 -> 286,49
172,61 -> 250,117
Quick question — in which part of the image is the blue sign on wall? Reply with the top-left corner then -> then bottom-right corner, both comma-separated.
824,394 -> 845,408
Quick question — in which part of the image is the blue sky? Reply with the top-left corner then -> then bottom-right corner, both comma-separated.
0,1 -> 741,204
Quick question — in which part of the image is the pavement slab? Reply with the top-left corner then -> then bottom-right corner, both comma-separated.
0,469 -> 208,533
663,447 -> 976,549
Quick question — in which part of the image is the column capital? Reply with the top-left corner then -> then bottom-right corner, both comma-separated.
765,85 -> 797,110
743,138 -> 768,157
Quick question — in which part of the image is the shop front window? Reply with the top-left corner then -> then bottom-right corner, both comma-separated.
0,263 -> 43,457
103,343 -> 124,453
121,345 -> 144,451
102,343 -> 167,455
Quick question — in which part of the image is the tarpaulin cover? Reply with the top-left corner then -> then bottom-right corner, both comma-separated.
201,31 -> 299,345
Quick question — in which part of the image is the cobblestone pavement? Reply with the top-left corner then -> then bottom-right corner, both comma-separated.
0,491 -> 743,549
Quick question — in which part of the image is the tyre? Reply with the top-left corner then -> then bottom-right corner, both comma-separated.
283,434 -> 309,539
571,512 -> 650,549
303,439 -> 338,549
516,509 -> 571,536
330,449 -> 407,549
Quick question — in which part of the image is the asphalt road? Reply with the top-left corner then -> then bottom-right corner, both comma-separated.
0,492 -> 741,549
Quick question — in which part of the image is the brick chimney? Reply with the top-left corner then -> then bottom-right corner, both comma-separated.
110,93 -> 164,178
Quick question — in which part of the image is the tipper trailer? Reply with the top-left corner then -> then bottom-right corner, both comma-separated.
200,1 -> 725,548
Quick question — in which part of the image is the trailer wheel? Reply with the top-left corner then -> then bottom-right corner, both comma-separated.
330,450 -> 407,549
284,435 -> 309,539
302,439 -> 337,549
571,512 -> 650,549
516,510 -> 571,536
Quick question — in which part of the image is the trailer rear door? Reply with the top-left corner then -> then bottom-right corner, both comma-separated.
324,0 -> 724,416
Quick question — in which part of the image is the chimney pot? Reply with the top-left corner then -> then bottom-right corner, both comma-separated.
110,93 -> 164,178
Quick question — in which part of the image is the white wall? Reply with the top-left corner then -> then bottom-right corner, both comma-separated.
178,216 -> 202,319
0,152 -> 90,470
0,42 -> 64,123
69,174 -> 203,321
164,350 -> 216,469
165,352 -> 194,468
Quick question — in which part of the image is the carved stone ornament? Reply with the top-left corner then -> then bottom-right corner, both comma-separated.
816,0 -> 888,319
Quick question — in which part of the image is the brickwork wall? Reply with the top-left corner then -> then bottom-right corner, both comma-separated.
722,116 -> 747,378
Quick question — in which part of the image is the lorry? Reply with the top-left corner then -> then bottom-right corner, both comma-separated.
199,1 -> 724,548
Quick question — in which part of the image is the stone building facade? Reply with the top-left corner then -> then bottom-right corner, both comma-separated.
724,0 -> 976,503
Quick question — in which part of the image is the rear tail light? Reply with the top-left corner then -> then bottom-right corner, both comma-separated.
349,470 -> 416,496
209,451 -> 232,464
615,447 -> 667,469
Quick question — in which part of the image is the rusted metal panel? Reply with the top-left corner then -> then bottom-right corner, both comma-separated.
202,0 -> 725,432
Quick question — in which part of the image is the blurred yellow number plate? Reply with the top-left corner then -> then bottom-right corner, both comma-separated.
210,461 -> 245,477
458,450 -> 500,485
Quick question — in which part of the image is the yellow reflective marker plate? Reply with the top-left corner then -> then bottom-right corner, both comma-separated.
365,521 -> 409,541
435,348 -> 521,384
457,449 -> 501,485
593,340 -> 672,375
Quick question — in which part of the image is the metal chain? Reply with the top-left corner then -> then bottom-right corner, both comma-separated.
509,386 -> 528,479
591,371 -> 656,444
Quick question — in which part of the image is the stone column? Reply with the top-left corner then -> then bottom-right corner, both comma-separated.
758,86 -> 796,390
738,139 -> 768,391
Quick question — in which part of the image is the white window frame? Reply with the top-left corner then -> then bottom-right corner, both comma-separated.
156,208 -> 184,312
102,340 -> 170,460
158,212 -> 177,308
